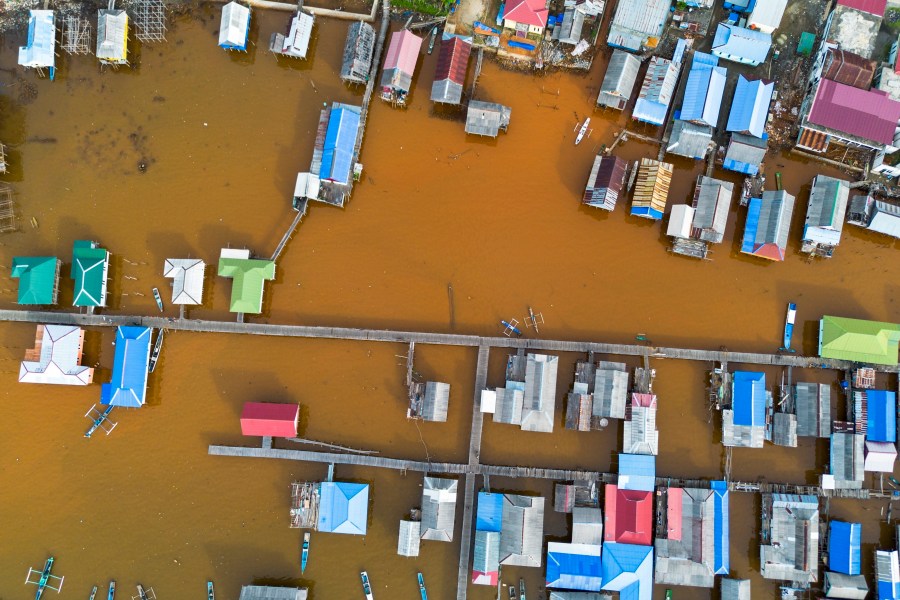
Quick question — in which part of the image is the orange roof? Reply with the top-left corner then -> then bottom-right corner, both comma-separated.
503,0 -> 548,28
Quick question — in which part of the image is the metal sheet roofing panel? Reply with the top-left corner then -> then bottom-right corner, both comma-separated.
727,75 -> 774,137
12,256 -> 60,305
382,29 -> 423,77
547,542 -> 604,591
809,79 -> 900,145
317,481 -> 369,535
732,371 -> 766,426
240,402 -> 299,437
836,0 -> 886,15
829,521 -> 861,575
618,454 -> 656,491
433,36 -> 471,89
712,24 -> 771,65
712,480 -> 730,574
100,326 -> 151,408
601,542 -> 653,600
320,104 -> 361,184
477,492 -> 504,531
867,390 -> 897,442
219,2 -> 250,49
19,10 -> 56,69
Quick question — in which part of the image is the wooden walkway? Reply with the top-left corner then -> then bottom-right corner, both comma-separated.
1,309 -> 896,373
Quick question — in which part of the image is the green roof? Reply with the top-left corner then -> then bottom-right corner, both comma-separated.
819,316 -> 900,366
11,256 -> 60,305
217,257 -> 276,314
71,240 -> 110,307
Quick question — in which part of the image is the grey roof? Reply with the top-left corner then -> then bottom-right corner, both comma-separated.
340,21 -> 375,84
795,382 -> 831,438
760,494 -> 819,584
239,586 -> 308,600
830,432 -> 865,489
381,67 -> 412,94
655,487 -> 719,588
431,79 -> 463,105
572,506 -> 603,545
824,572 -> 869,598
493,387 -> 524,425
421,476 -> 458,542
598,50 -> 641,109
773,412 -> 798,447
722,394 -> 769,449
465,101 -> 512,137
556,7 -> 586,45
805,174 -> 850,233
550,592 -> 614,600
422,381 -> 450,422
566,392 -> 594,431
593,362 -> 628,419
500,494 -> 545,567
692,176 -> 734,243
96,9 -> 127,63
756,190 -> 796,249
667,121 -> 713,160
474,529 -> 500,572
721,578 -> 751,600
869,199 -> 900,238
725,132 -> 767,166
623,404 -> 659,455
398,519 -> 421,556
521,353 -> 559,433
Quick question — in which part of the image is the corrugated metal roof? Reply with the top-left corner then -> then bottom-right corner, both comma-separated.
824,572 -> 869,598
546,542 -> 603,591
421,476 -> 458,541
876,550 -> 900,599
601,542 -> 653,600
593,362 -> 629,418
692,176 -> 733,242
723,132 -> 767,175
473,529 -> 500,585
382,29 -> 422,77
217,250 -> 276,314
320,103 -> 361,184
760,494 -> 820,583
100,326 -> 151,408
273,12 -> 314,58
557,7 -> 586,45
500,494 -> 545,566
773,412 -> 798,447
623,401 -> 659,456
803,175 -> 850,246
721,578 -> 751,600
421,381 -> 450,421
667,121 -> 712,160
97,9 -> 128,62
607,0 -> 671,51
829,521 -> 862,575
397,519 -> 421,556
680,62 -> 726,127
732,371 -> 765,426
667,204 -> 694,239
504,0 -> 549,28
740,191 -> 795,261
431,36 -> 471,104
808,79 -> 900,145
584,156 -> 627,209
866,390 -> 897,442
618,454 -> 656,491
836,0 -> 886,15
477,492 -> 504,532
573,507 -> 604,545
830,432 -> 865,488
604,485 -> 653,545
240,402 -> 299,437
632,56 -> 679,125
219,2 -> 250,49
521,353 -> 559,433
71,240 -> 109,308
340,21 -> 376,84
823,48 -> 876,89
726,75 -> 774,138
12,256 -> 59,305
238,586 -> 307,600
748,0 -> 787,30
631,158 -> 673,220
712,24 -> 771,65
19,10 -> 56,69
19,324 -> 93,385
868,200 -> 900,238
597,50 -> 640,109
317,481 -> 369,535
819,316 -> 900,366
794,382 -> 831,438
163,258 -> 206,305
465,101 -> 512,137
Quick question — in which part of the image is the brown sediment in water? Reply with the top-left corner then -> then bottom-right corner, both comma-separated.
0,6 -> 898,600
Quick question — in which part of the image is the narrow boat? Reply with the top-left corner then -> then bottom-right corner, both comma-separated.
500,320 -> 522,337
417,572 -> 427,600
25,556 -> 64,600
519,578 -> 526,600
207,581 -> 214,600
508,584 -> 518,599
360,571 -> 374,600
148,328 -> 165,373
781,302 -> 797,352
152,287 -> 163,312
108,581 -> 116,600
575,117 -> 590,145
85,405 -> 116,438
427,26 -> 437,54
301,532 -> 310,574
90,586 -> 98,600
135,584 -> 152,600
666,590 -> 673,599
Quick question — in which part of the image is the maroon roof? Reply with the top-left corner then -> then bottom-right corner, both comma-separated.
434,36 -> 472,85
808,79 -> 900,145
591,156 -> 626,190
837,0 -> 886,15
823,48 -> 876,89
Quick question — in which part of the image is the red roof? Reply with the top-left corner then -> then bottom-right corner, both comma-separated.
503,0 -> 549,28
666,488 -> 683,541
631,393 -> 657,408
604,484 -> 654,546
837,0 -> 886,15
808,79 -> 900,145
240,402 -> 299,437
434,36 -> 472,85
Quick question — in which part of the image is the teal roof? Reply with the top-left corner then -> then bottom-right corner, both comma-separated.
11,256 -> 59,304
71,240 -> 109,307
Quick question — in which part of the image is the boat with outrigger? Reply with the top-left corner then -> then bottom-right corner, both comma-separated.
417,572 -> 427,600
133,584 -> 156,600
780,302 -> 797,352
207,581 -> 214,600
25,555 -> 64,599
360,571 -> 374,600
301,532 -> 310,574
85,404 -> 117,438
575,117 -> 590,145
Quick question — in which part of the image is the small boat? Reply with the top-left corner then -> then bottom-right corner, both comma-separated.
85,405 -> 116,438
148,328 -> 165,373
207,581 -> 214,600
519,578 -> 526,600
90,586 -> 98,600
152,287 -> 163,312
508,584 -> 518,599
427,26 -> 438,54
108,581 -> 116,600
135,584 -> 154,600
501,319 -> 522,337
891,475 -> 900,488
781,302 -> 797,352
575,117 -> 590,145
666,590 -> 673,600
360,571 -> 374,600
25,556 -> 64,600
301,532 -> 310,574
417,572 -> 427,600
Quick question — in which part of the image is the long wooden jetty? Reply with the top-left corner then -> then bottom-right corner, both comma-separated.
1,309 -> 896,373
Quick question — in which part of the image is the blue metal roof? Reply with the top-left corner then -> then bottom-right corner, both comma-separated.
712,24 -> 771,65
546,544 -> 603,591
867,390 -> 897,443
601,543 -> 653,600
320,103 -> 361,185
618,454 -> 656,492
726,75 -> 773,138
741,196 -> 763,252
476,492 -> 504,532
100,326 -> 151,408
829,521 -> 861,575
712,480 -> 730,575
732,371 -> 765,426
692,51 -> 719,67
880,580 -> 900,600
317,481 -> 369,535
680,64 -> 727,127
632,99 -> 668,126
723,157 -> 759,175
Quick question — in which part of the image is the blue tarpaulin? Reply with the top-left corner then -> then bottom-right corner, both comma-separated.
732,371 -> 765,426
712,480 -> 730,575
317,481 -> 369,535
867,390 -> 897,443
476,492 -> 503,532
546,543 -> 603,591
829,521 -> 861,575
100,326 -> 151,408
320,103 -> 361,185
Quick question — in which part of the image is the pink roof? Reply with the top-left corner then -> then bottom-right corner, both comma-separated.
604,484 -> 653,546
503,0 -> 549,28
472,571 -> 499,586
837,0 -> 886,15
808,78 -> 900,145
667,488 -> 683,541
240,402 -> 299,437
631,393 -> 657,408
383,29 -> 423,75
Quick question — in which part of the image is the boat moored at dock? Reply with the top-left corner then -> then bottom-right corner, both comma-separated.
417,572 -> 427,600
207,581 -> 214,600
360,571 -> 374,600
781,302 -> 797,352
301,532 -> 310,573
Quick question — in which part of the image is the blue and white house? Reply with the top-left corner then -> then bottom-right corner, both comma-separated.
317,481 -> 369,535
219,2 -> 251,51
712,23 -> 772,66
18,10 -> 56,76
727,75 -> 774,138
679,52 -> 727,127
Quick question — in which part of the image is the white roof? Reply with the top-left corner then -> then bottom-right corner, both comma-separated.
294,172 -> 321,200
19,325 -> 93,385
96,10 -> 128,63
219,2 -> 250,48
480,389 -> 497,413
278,12 -> 314,58
667,204 -> 694,238
748,0 -> 787,30
864,440 -> 897,472
220,247 -> 251,259
19,10 -> 56,69
869,201 -> 900,238
164,258 -> 206,305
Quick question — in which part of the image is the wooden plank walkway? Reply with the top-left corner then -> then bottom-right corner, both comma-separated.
1,309 -> 896,373
270,203 -> 308,261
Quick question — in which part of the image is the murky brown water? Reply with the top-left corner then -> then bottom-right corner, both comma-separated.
1,6 -> 899,600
